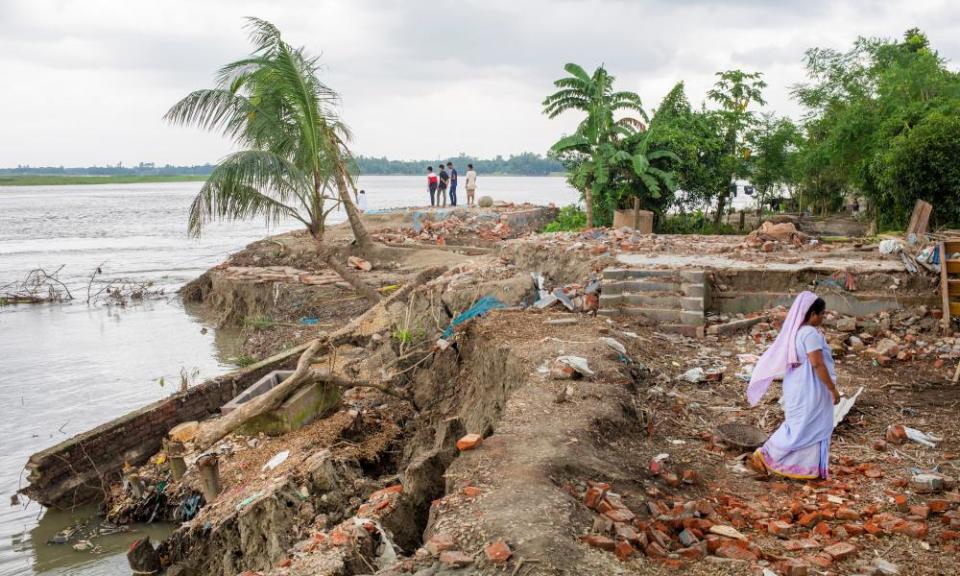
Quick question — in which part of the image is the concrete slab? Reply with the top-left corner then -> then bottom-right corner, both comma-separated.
615,253 -> 905,274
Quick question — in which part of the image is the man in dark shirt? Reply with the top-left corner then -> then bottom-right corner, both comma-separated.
446,162 -> 458,206
438,165 -> 449,207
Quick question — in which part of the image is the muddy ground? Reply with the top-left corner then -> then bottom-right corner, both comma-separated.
109,212 -> 959,576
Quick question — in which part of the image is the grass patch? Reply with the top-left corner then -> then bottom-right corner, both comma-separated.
543,204 -> 587,232
243,315 -> 275,330
231,354 -> 259,367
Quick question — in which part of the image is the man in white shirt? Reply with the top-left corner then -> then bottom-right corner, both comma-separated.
465,164 -> 478,207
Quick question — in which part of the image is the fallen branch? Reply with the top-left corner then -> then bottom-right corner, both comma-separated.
323,251 -> 381,304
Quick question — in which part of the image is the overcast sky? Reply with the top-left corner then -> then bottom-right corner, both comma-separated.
2,0 -> 959,168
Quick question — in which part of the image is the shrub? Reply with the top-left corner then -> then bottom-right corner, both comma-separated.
544,205 -> 587,232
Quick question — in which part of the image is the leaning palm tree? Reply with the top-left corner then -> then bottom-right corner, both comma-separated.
543,63 -> 646,226
165,18 -> 373,256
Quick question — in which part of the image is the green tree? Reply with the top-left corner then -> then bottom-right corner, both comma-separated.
165,18 -> 372,252
747,114 -> 803,214
543,63 -> 645,226
707,70 -> 767,224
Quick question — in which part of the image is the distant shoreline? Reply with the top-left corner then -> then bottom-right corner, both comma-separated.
0,173 -> 567,187
0,174 -> 209,186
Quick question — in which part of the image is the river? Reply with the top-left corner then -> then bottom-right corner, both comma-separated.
0,175 -> 577,576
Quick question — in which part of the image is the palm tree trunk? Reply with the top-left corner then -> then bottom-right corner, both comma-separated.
333,168 -> 374,254
584,186 -> 594,228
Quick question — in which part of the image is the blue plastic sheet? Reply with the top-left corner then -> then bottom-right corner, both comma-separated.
442,295 -> 506,338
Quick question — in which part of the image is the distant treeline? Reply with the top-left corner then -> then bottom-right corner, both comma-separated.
2,152 -> 562,178
355,153 -> 563,175
0,164 -> 217,176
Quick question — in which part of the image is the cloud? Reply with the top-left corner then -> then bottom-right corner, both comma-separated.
0,0 -> 959,166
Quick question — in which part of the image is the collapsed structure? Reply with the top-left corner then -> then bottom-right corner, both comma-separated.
21,204 -> 960,575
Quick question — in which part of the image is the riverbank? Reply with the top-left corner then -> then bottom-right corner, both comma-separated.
23,208 -> 960,575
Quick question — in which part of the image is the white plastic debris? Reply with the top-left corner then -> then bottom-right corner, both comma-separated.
262,450 -> 289,472
680,367 -> 706,383
556,355 -> 594,376
832,386 -> 864,428
904,427 -> 941,448
600,337 -> 627,355
879,239 -> 903,255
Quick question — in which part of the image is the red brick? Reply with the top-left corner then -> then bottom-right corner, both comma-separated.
644,542 -> 668,558
439,551 -> 473,568
768,520 -> 794,536
823,541 -> 858,561
678,545 -> 705,560
369,484 -> 403,499
885,424 -> 907,444
783,538 -> 821,551
603,507 -> 636,523
929,500 -> 950,514
456,434 -> 482,451
892,521 -> 928,539
584,486 -> 606,509
798,511 -> 822,527
942,530 -> 960,541
844,523 -> 865,536
776,558 -> 810,576
909,505 -> 930,519
813,522 -> 832,537
872,439 -> 888,451
581,534 -> 616,551
894,494 -> 908,510
662,472 -> 681,487
484,540 -> 512,564
462,486 -> 481,498
805,553 -> 833,568
682,469 -> 700,485
615,540 -> 635,561
329,529 -> 351,546
425,534 -> 456,556
836,506 -> 860,521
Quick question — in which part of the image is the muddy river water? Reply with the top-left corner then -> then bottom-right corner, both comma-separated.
0,176 -> 575,576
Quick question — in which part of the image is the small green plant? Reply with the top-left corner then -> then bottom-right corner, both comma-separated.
544,205 -> 587,232
243,315 -> 275,330
391,328 -> 414,345
657,211 -> 738,235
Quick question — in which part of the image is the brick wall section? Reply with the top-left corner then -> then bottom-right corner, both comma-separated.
21,342 -> 310,509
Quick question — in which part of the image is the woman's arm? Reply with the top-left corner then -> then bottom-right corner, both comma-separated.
807,349 -> 840,405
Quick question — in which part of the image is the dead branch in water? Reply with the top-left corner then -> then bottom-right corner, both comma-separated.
0,266 -> 73,304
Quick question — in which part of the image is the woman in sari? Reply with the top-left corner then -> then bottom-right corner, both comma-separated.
747,291 -> 841,480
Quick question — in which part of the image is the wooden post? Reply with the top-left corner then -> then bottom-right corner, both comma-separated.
197,453 -> 221,503
738,211 -> 745,233
941,241 -> 952,333
633,197 -> 640,229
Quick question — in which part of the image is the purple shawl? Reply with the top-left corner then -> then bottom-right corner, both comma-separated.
746,291 -> 819,406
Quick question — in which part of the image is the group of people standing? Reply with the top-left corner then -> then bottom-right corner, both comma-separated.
427,162 -> 477,208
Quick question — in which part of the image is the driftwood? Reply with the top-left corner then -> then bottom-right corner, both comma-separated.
1,266 -> 73,304
193,265 -> 448,450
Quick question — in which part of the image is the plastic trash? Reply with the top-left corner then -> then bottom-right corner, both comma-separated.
556,355 -> 594,376
600,337 -> 626,355
681,367 -> 706,383
442,295 -> 506,338
879,239 -> 903,254
904,427 -> 941,448
299,317 -> 320,325
262,450 -> 289,472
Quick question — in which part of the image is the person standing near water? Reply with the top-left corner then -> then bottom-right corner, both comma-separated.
465,163 -> 477,206
746,292 -> 841,480
427,166 -> 438,206
446,162 -> 458,206
438,165 -> 449,207
357,189 -> 369,212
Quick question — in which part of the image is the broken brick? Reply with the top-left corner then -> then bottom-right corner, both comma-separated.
584,486 -> 606,509
682,469 -> 700,485
425,534 -> 456,556
484,540 -> 512,564
776,558 -> 810,576
580,535 -> 616,551
892,521 -> 928,539
456,433 -> 482,451
836,506 -> 860,521
909,505 -> 930,519
644,542 -> 668,558
885,425 -> 907,445
462,486 -> 481,498
603,507 -> 636,523
813,522 -> 832,537
798,511 -> 823,527
662,472 -> 681,487
823,541 -> 858,561
928,500 -> 950,514
768,520 -> 794,537
614,540 -> 635,561
439,550 -> 473,568
942,530 -> 960,541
